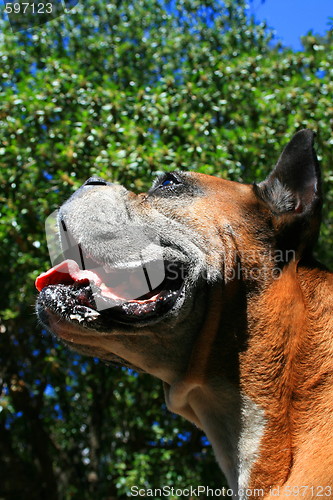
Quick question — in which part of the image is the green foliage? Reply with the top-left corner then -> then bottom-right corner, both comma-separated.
1,0 -> 333,498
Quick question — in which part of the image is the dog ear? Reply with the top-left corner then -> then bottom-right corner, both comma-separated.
254,129 -> 322,253
254,129 -> 321,215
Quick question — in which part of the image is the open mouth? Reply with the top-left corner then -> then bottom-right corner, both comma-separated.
36,258 -> 186,326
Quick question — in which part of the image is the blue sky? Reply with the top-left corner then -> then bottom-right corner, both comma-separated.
250,0 -> 333,50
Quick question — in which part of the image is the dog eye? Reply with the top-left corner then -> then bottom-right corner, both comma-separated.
148,172 -> 185,197
158,173 -> 181,189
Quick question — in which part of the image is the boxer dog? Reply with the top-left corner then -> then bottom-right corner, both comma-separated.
36,130 -> 333,498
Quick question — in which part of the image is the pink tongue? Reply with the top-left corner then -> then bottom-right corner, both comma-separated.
35,259 -> 102,292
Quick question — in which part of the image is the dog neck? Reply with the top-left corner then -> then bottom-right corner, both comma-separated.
164,282 -> 249,493
165,262 -> 333,497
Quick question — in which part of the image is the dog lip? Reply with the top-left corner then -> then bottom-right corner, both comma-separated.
107,285 -> 185,325
37,282 -> 100,320
36,260 -> 187,328
36,258 -> 160,302
36,255 -> 187,295
41,308 -> 100,343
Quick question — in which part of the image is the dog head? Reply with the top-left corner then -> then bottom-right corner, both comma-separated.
36,129 -> 321,383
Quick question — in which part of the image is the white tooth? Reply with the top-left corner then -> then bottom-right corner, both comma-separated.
84,310 -> 100,320
70,314 -> 82,321
69,309 -> 100,322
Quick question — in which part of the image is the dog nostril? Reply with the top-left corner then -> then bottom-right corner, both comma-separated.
84,176 -> 108,186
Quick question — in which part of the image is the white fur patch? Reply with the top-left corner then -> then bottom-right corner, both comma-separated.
238,394 -> 266,497
182,388 -> 266,499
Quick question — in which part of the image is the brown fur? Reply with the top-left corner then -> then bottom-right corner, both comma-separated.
37,131 -> 333,498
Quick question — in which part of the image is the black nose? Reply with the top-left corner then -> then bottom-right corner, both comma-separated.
83,176 -> 110,186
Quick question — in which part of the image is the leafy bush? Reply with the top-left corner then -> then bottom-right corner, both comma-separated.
0,1 -> 333,498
